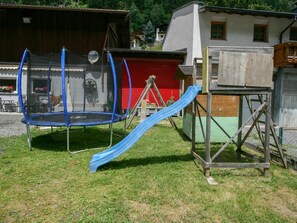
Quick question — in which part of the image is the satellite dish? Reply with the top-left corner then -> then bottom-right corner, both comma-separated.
88,50 -> 99,64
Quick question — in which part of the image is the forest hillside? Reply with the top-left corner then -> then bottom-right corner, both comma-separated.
1,0 -> 295,33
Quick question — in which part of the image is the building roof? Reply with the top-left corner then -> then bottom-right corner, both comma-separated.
0,4 -> 130,62
106,48 -> 187,60
200,5 -> 297,19
174,1 -> 296,19
174,65 -> 193,80
0,3 -> 129,14
0,63 -> 19,70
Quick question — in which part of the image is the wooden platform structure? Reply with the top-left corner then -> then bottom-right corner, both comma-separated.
191,46 -> 287,177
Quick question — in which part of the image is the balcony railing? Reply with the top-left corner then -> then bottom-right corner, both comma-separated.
274,42 -> 297,68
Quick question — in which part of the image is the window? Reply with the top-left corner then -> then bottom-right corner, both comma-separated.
290,27 -> 297,41
253,24 -> 268,42
0,79 -> 16,92
33,79 -> 49,93
211,21 -> 226,40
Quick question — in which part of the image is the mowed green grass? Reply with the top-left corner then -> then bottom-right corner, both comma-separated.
0,118 -> 297,223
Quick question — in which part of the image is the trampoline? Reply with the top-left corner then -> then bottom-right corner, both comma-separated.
18,48 -> 132,153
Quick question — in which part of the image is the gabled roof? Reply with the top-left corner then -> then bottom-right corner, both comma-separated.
106,48 -> 186,60
174,1 -> 296,19
200,5 -> 297,19
0,4 -> 131,62
0,3 -> 129,14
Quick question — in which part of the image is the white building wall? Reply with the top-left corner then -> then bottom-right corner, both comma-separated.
0,68 -> 19,107
163,2 -> 295,66
199,12 -> 293,51
273,68 -> 297,128
162,4 -> 196,65
191,4 -> 202,64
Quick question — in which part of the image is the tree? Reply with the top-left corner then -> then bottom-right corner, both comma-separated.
263,0 -> 294,12
88,0 -> 104,8
129,3 -> 144,32
204,0 -> 294,12
21,0 -> 39,4
117,1 -> 130,9
150,4 -> 166,27
0,0 -> 19,3
143,0 -> 154,22
248,3 -> 272,11
3,0 -> 294,29
144,20 -> 155,44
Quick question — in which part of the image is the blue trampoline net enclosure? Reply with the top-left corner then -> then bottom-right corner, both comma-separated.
18,48 -> 126,127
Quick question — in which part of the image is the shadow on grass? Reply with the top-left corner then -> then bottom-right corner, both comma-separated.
98,153 -> 264,177
192,144 -> 267,176
31,127 -> 125,152
100,153 -> 194,170
176,127 -> 192,142
193,143 -> 253,163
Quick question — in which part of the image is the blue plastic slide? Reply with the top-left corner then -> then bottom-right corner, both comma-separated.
90,84 -> 202,172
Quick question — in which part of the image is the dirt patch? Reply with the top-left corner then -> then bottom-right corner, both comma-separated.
129,200 -> 192,222
264,187 -> 297,221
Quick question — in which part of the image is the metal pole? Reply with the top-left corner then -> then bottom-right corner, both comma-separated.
279,127 -> 283,145
26,124 -> 32,150
67,127 -> 70,154
83,67 -> 86,112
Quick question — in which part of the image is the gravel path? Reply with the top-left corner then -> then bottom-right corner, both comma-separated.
0,112 -> 27,137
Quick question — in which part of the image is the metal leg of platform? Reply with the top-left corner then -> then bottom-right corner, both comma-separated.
26,124 -> 32,151
67,127 -> 70,153
108,124 -> 114,148
123,119 -> 127,137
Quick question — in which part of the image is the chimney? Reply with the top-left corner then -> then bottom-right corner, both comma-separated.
155,28 -> 160,41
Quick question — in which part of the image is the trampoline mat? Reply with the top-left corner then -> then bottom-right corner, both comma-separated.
22,112 -> 125,126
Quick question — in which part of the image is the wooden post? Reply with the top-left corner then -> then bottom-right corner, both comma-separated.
264,92 -> 271,176
192,58 -> 198,151
205,92 -> 212,177
126,75 -> 176,129
192,99 -> 197,151
152,82 -> 177,129
140,99 -> 147,123
126,80 -> 152,128
237,95 -> 243,160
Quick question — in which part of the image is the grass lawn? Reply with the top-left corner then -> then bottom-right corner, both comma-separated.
1,117 -> 297,222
